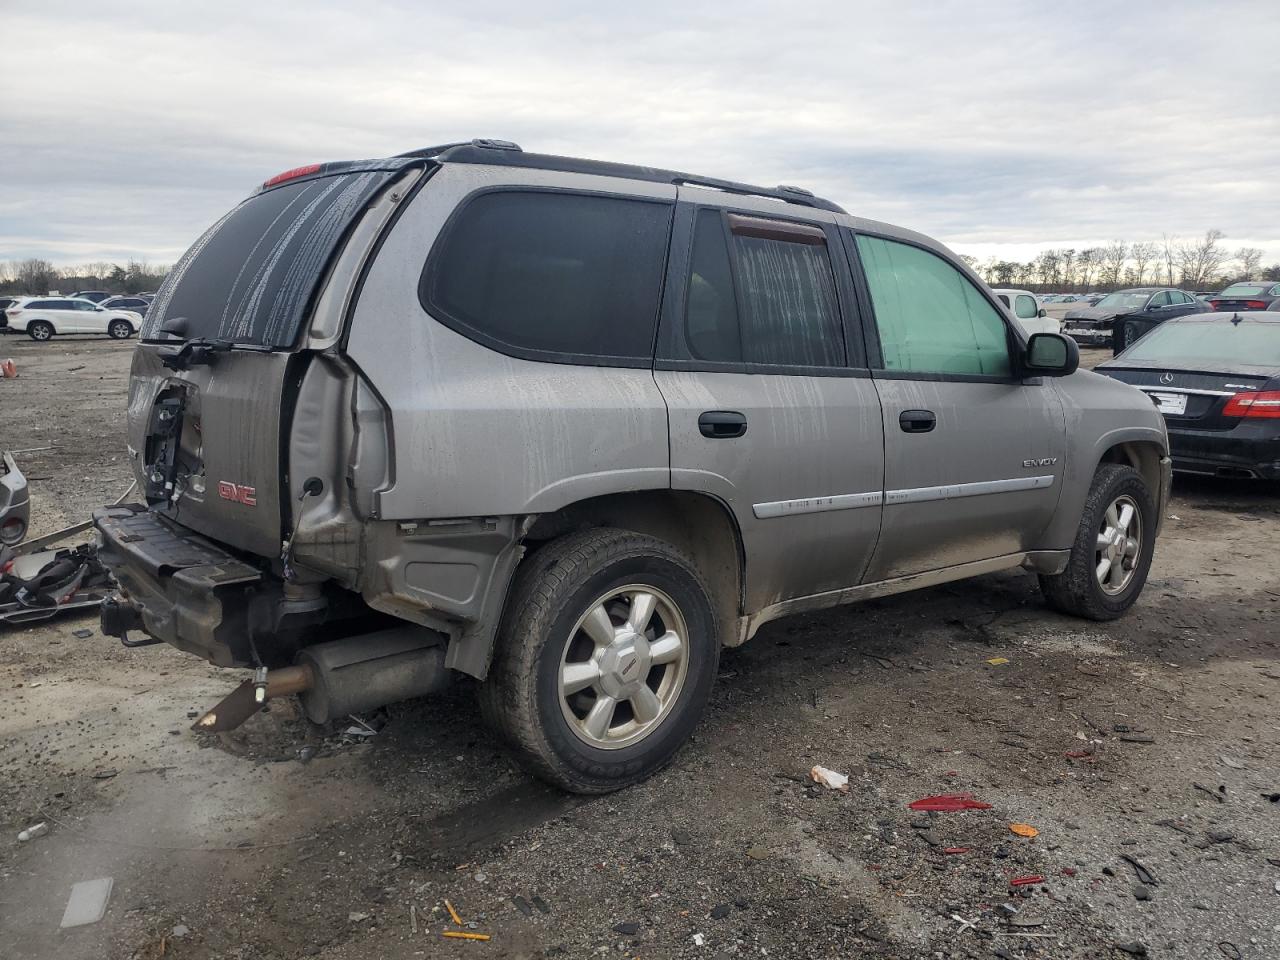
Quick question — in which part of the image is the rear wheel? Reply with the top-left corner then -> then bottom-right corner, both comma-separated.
28,320 -> 53,341
1039,462 -> 1156,620
480,527 -> 719,793
108,319 -> 133,339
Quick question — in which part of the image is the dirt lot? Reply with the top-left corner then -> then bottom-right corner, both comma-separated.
1,335 -> 1278,960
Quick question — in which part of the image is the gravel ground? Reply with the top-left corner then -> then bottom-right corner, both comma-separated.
1,335 -> 1277,960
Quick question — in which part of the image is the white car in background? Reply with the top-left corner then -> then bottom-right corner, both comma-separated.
991,288 -> 1060,336
3,296 -> 142,341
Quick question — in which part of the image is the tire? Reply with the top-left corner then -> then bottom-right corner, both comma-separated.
28,320 -> 54,342
108,319 -> 133,339
1039,462 -> 1156,620
480,527 -> 719,793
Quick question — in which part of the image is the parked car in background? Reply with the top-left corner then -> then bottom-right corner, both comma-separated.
93,139 -> 1170,794
991,288 -> 1059,336
69,290 -> 111,303
1209,281 -> 1280,312
4,297 -> 142,341
1062,287 -> 1211,352
101,296 -> 151,317
0,296 -> 30,331
1194,291 -> 1218,301
1097,312 -> 1280,479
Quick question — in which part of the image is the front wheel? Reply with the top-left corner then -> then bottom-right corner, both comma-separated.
108,319 -> 133,339
480,528 -> 719,793
28,320 -> 54,341
1039,462 -> 1156,620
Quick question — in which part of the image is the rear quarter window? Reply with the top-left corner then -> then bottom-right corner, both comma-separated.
420,190 -> 673,366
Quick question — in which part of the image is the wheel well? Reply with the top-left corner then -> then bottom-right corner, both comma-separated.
1099,441 -> 1162,495
524,491 -> 744,648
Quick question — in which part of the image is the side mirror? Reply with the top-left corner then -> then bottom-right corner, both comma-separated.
1025,332 -> 1079,377
1037,307 -> 1047,318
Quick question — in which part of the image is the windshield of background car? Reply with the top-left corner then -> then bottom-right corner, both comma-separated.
1096,292 -> 1151,310
1218,284 -> 1266,297
1119,321 -> 1280,366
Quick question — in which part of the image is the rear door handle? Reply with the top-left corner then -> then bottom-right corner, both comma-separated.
698,410 -> 748,439
899,409 -> 936,433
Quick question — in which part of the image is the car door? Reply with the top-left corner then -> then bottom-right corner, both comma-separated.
850,232 -> 1067,581
655,197 -> 885,615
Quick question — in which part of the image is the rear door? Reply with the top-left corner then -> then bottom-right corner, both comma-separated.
851,232 -> 1066,581
656,196 -> 885,613
127,158 -> 425,557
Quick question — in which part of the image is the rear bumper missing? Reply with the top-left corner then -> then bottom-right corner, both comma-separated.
94,503 -> 267,666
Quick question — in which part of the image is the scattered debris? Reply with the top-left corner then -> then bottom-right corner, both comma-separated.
942,847 -> 969,855
1,358 -> 15,378
443,931 -> 490,941
986,657 -> 1010,666
17,821 -> 49,842
1206,828 -> 1234,844
746,846 -> 769,860
90,768 -> 118,780
710,904 -> 731,919
809,765 -> 850,792
444,899 -> 464,926
950,913 -> 978,935
512,896 -> 533,917
691,932 -> 706,946
410,904 -> 418,934
612,921 -> 639,935
1193,782 -> 1225,802
1218,755 -> 1246,770
531,895 -> 551,915
1119,734 -> 1155,744
908,794 -> 993,812
1217,942 -> 1242,960
1132,884 -> 1151,901
72,627 -> 93,638
172,924 -> 190,938
1120,854 -> 1158,886
1009,875 -> 1044,887
1009,823 -> 1039,838
1113,941 -> 1147,956
348,912 -> 370,922
60,877 -> 113,928
1008,913 -> 1045,928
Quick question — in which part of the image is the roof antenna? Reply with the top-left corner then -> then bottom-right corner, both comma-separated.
1231,312 -> 1242,326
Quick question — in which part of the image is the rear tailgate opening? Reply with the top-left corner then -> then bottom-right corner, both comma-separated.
128,157 -> 427,560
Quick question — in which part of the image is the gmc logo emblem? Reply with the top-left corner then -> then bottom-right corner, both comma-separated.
217,481 -> 257,506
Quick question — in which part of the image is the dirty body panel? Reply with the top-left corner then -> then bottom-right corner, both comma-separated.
1,451 -> 30,545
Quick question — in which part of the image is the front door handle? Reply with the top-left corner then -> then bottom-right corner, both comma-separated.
899,409 -> 936,433
698,410 -> 748,439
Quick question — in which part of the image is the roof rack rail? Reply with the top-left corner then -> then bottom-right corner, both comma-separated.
396,138 -> 523,160
427,142 -> 844,213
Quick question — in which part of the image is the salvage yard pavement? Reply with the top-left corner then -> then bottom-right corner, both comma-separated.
2,337 -> 1278,959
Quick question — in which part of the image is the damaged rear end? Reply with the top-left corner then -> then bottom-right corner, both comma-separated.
95,156 -> 452,722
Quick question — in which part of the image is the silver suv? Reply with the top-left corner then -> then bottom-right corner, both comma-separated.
95,140 -> 1171,793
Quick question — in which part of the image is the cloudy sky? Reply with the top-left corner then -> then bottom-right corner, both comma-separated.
2,0 -> 1277,270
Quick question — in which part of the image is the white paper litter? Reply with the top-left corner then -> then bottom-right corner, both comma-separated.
60,878 -> 113,928
809,765 -> 850,792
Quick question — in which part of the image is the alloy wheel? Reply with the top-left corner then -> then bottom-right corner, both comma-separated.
1095,494 -> 1142,595
558,584 -> 689,750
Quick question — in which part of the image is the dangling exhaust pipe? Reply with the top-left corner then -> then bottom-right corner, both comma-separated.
192,626 -> 451,732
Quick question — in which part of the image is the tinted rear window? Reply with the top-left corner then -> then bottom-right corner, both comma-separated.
144,163 -> 414,347
1218,284 -> 1265,297
421,190 -> 673,365
1121,321 -> 1280,365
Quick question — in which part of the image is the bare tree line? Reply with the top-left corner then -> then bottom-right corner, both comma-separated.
964,231 -> 1278,292
0,258 -> 171,296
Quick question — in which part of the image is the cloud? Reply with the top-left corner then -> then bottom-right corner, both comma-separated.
1,0 -> 1277,267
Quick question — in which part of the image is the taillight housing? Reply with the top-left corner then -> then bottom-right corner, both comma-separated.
1244,300 -> 1268,309
262,163 -> 322,189
1222,390 -> 1280,418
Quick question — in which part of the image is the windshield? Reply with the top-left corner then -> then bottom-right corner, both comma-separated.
1218,284 -> 1265,297
1119,321 -> 1280,366
1095,291 -> 1151,310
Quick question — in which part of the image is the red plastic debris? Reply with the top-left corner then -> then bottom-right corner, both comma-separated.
1010,875 -> 1045,886
908,793 -> 993,812
942,847 -> 970,855
1061,867 -> 1077,877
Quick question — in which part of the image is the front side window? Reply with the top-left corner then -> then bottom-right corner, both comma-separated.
681,210 -> 844,368
1148,291 -> 1172,307
422,190 -> 673,364
856,235 -> 1011,377
1014,294 -> 1038,319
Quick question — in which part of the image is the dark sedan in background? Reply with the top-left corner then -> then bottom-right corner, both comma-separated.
1096,313 -> 1280,479
1062,287 -> 1211,352
100,295 -> 151,317
1210,280 -> 1280,312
